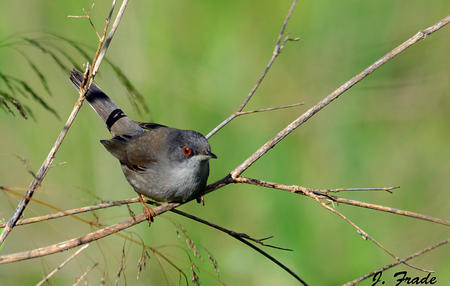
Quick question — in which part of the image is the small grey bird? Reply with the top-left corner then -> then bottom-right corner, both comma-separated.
70,69 -> 216,222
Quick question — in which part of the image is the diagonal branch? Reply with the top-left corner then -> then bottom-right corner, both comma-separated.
235,102 -> 304,116
2,187 -> 305,280
73,262 -> 99,286
206,0 -> 299,139
343,237 -> 450,286
229,15 -> 450,178
235,176 -> 450,227
328,196 -> 450,226
165,206 -> 308,285
146,200 -> 292,251
36,244 -> 90,286
0,177 -> 232,264
319,186 -> 399,194
0,196 -> 140,228
236,0 -> 297,112
306,192 -> 431,273
0,0 -> 129,246
68,3 -> 101,40
0,214 -> 147,264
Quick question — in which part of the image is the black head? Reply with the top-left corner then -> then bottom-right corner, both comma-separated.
166,129 -> 217,162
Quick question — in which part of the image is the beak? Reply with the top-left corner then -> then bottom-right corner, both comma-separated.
205,150 -> 217,159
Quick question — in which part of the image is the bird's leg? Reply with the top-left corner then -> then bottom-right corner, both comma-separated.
138,194 -> 156,224
196,195 -> 205,205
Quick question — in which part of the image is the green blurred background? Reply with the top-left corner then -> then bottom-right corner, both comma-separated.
0,0 -> 449,285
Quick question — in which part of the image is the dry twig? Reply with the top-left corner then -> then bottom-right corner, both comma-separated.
234,177 -> 450,227
307,192 -> 431,273
0,214 -> 147,264
235,102 -> 304,116
229,15 -> 450,178
343,237 -> 450,286
206,0 -> 299,139
68,3 -> 101,40
0,197 -> 140,228
35,244 -> 89,286
165,206 -> 307,285
73,262 -> 99,286
0,0 -> 128,246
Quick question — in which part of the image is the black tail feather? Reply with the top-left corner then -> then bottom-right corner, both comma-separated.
69,69 -> 144,137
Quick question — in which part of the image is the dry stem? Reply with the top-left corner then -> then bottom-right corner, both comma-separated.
166,206 -> 306,285
235,176 -> 450,227
229,15 -> 450,178
0,0 -> 128,246
343,237 -> 450,286
68,3 -> 101,40
35,244 -> 89,286
236,102 -> 304,116
0,214 -> 146,264
73,262 -> 99,286
307,192 -> 430,273
0,197 -> 140,228
206,0 -> 298,139
1,173 -> 448,265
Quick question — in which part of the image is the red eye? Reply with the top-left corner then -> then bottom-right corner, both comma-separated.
182,146 -> 192,157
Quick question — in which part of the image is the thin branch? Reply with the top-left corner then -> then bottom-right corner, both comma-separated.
233,233 -> 307,285
1,172 -> 446,265
0,197 -> 141,228
0,0 -> 128,246
206,102 -> 304,140
237,0 -> 297,112
236,102 -> 304,116
205,113 -> 236,139
330,196 -> 450,226
166,206 -> 292,251
0,186 -> 113,228
319,186 -> 400,194
35,244 -> 89,286
92,0 -> 128,76
307,193 -> 431,273
68,3 -> 102,40
206,0 -> 298,139
343,237 -> 450,286
0,189 -> 193,283
166,206 -> 307,285
229,15 -> 450,178
235,176 -> 450,227
165,206 -> 309,284
2,188 -> 301,277
0,214 -> 147,264
0,176 -> 234,264
73,262 -> 98,286
235,176 -> 439,272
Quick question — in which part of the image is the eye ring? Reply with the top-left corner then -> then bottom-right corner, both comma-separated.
182,146 -> 192,157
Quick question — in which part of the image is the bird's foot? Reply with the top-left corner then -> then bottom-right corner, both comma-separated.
138,194 -> 155,225
142,204 -> 156,224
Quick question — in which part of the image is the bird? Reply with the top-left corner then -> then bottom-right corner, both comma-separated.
69,69 -> 216,223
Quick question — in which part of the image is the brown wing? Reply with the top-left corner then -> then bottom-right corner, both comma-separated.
101,128 -> 170,171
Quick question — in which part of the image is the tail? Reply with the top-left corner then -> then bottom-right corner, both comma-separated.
70,69 -> 143,137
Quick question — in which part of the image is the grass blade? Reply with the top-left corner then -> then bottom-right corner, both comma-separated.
24,37 -> 68,73
17,50 -> 52,96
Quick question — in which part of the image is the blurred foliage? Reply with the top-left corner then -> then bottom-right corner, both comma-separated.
0,0 -> 449,285
0,34 -> 149,120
